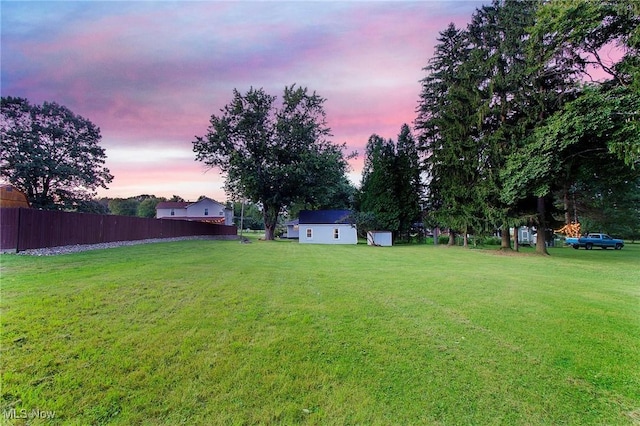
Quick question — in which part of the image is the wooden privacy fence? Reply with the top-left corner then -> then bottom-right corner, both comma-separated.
0,208 -> 237,252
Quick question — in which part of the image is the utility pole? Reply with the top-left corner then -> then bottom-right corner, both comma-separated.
239,199 -> 245,239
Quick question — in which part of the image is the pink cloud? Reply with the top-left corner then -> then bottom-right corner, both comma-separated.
3,1 -> 485,201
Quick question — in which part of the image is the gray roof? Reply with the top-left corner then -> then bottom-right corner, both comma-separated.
298,210 -> 353,225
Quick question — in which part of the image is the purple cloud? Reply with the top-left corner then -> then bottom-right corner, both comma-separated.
2,1 -> 484,201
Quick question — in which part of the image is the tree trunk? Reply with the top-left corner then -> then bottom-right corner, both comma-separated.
563,186 -> 571,225
448,229 -> 455,246
463,225 -> 468,248
514,227 -> 519,252
501,223 -> 511,250
536,196 -> 550,255
262,203 -> 280,241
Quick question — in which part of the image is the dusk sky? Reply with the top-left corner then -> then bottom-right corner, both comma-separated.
2,1 -> 485,202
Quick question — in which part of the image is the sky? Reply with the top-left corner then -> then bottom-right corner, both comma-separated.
1,0 -> 485,203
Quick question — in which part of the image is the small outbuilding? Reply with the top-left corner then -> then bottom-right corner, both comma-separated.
298,210 -> 357,245
284,218 -> 299,239
510,226 -> 535,246
0,184 -> 30,208
367,231 -> 392,247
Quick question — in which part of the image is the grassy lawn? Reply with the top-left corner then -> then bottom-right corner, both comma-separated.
1,239 -> 639,425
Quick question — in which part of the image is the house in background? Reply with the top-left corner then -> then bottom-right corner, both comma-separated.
0,184 -> 30,208
284,218 -> 299,239
298,210 -> 357,244
156,197 -> 233,225
510,226 -> 535,246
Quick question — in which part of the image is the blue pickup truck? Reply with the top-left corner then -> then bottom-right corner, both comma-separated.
565,233 -> 624,250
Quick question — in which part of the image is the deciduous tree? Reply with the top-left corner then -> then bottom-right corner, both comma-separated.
193,85 -> 353,240
0,97 -> 113,210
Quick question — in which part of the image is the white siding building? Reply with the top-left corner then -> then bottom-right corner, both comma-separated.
298,210 -> 357,245
156,198 -> 233,225
367,231 -> 393,246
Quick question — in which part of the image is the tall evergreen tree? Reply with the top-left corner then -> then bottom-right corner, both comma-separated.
416,23 -> 487,245
357,126 -> 422,241
394,124 -> 423,240
465,0 -> 541,249
358,135 -> 400,233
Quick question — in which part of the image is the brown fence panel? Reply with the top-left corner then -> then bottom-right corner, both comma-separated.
0,208 -> 19,251
0,208 -> 237,252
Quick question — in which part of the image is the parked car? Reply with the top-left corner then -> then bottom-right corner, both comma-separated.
565,233 -> 624,250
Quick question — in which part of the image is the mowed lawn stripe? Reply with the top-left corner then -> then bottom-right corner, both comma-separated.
1,239 -> 639,424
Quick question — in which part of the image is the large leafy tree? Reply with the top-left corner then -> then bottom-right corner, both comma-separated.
0,97 -> 113,210
532,0 -> 639,91
503,0 -> 640,252
502,84 -> 640,233
193,85 -> 353,240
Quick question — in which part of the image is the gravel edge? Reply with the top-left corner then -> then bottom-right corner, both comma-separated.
6,235 -> 239,256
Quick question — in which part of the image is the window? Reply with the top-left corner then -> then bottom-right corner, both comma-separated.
170,209 -> 175,216
204,208 -> 209,216
334,228 -> 340,239
306,228 -> 312,239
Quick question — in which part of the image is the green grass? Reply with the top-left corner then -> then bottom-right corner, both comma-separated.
1,239 -> 639,425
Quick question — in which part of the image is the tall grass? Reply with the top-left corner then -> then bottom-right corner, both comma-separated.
1,240 -> 639,424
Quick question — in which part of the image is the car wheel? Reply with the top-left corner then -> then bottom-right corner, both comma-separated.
572,244 -> 580,250
585,243 -> 593,250
615,243 -> 623,250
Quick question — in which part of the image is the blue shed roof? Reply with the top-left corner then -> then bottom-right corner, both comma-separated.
299,210 -> 353,225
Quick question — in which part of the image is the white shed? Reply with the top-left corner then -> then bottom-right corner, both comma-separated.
367,231 -> 392,246
284,219 -> 299,239
298,210 -> 357,245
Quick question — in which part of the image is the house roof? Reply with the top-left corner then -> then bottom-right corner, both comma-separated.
285,219 -> 299,226
156,201 -> 190,209
298,210 -> 353,225
156,197 -> 230,211
0,184 -> 30,208
188,197 -> 228,209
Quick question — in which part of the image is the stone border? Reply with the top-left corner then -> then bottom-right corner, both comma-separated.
7,235 -> 239,256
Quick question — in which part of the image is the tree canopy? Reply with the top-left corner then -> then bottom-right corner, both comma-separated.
0,97 -> 113,210
416,0 -> 639,252
193,85 -> 354,240
357,125 -> 422,241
